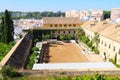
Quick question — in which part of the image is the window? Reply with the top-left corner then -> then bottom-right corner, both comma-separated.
69,24 -> 72,27
113,46 -> 115,51
73,24 -> 76,27
63,31 -> 65,34
69,31 -> 70,34
74,31 -> 76,34
60,24 -> 62,27
104,42 -> 107,47
64,24 -> 67,27
119,49 -> 120,54
101,40 -> 103,44
55,24 -> 57,27
52,31 -> 55,34
58,31 -> 60,34
109,44 -> 111,49
50,24 -> 53,27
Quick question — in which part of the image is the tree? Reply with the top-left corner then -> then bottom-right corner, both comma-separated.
60,34 -> 66,40
0,66 -> 21,79
0,17 -> 4,42
92,32 -> 99,48
103,11 -> 110,20
76,28 -> 85,41
66,34 -> 72,40
81,35 -> 90,44
43,34 -> 51,40
1,10 -> 14,43
114,53 -> 117,64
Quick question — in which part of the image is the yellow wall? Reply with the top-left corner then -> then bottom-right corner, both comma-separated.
43,23 -> 83,27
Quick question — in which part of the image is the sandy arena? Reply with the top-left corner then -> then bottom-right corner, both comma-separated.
45,42 -> 88,63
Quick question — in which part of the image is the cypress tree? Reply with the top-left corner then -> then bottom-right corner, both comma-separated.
0,17 -> 4,42
1,10 -> 14,43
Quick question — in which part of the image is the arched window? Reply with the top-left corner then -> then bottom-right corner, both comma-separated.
63,31 -> 65,34
73,24 -> 76,27
60,24 -> 62,27
119,49 -> 120,54
69,31 -> 70,34
113,46 -> 115,51
69,24 -> 72,27
109,44 -> 111,49
74,31 -> 76,33
50,24 -> 53,27
55,24 -> 58,27
64,24 -> 67,27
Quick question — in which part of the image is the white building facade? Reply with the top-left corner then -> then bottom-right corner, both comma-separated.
82,20 -> 120,64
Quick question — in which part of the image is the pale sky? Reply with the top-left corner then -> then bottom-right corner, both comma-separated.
0,0 -> 120,12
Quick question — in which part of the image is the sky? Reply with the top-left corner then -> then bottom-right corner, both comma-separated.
0,0 -> 120,12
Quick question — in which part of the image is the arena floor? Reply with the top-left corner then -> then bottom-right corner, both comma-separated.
47,42 -> 87,63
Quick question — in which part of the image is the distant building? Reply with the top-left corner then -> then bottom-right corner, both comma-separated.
111,8 -> 120,20
65,10 -> 80,17
90,9 -> 104,21
65,9 -> 104,21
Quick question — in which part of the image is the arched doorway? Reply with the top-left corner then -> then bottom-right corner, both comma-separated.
57,35 -> 60,40
103,52 -> 106,60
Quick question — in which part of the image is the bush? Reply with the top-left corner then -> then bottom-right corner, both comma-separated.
32,47 -> 39,51
0,42 -> 15,61
109,58 -> 120,68
0,66 -> 21,79
93,48 -> 99,54
87,41 -> 92,48
34,38 -> 39,43
65,34 -> 72,40
60,34 -> 66,40
27,51 -> 37,69
81,36 -> 90,44
109,58 -> 114,64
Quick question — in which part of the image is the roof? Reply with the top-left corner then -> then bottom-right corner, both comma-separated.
82,20 -> 120,43
43,17 -> 82,24
99,23 -> 120,43
81,21 -> 109,33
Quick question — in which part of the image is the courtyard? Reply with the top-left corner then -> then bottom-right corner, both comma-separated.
42,41 -> 88,63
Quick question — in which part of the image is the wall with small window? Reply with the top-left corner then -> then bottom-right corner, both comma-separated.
99,35 -> 120,64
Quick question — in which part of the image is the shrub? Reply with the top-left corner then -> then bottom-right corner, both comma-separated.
0,42 -> 15,61
65,34 -> 72,40
34,38 -> 39,43
32,47 -> 39,51
93,48 -> 99,54
109,58 -> 114,64
87,41 -> 92,48
114,53 -> 117,64
81,36 -> 90,44
60,34 -> 66,40
0,66 -> 21,79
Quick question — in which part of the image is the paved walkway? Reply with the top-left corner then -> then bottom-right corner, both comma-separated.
32,62 -> 116,70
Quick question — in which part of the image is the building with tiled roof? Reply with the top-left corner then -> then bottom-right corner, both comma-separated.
82,20 -> 120,64
42,17 -> 82,27
33,17 -> 83,39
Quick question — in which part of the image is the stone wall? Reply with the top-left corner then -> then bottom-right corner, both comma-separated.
5,33 -> 33,69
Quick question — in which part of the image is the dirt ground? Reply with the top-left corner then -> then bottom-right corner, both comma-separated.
47,42 -> 87,63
